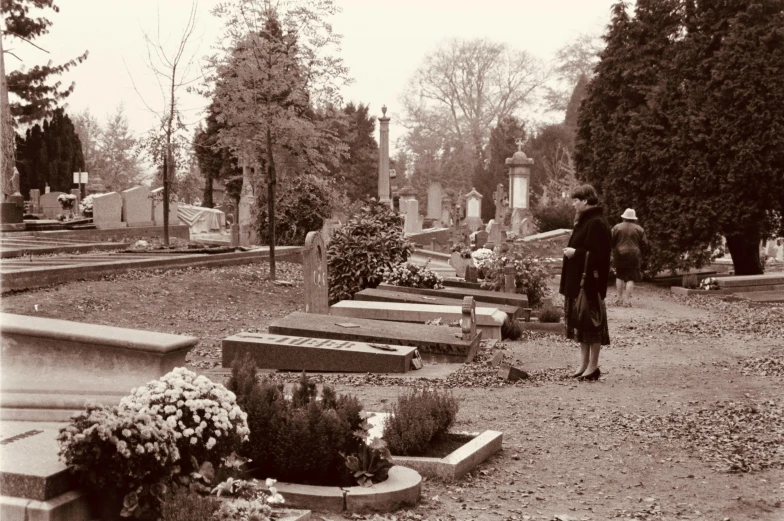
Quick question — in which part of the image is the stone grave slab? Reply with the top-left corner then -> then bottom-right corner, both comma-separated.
354,287 -> 521,319
92,192 -> 125,229
330,301 -> 506,340
378,282 -> 528,308
222,333 -> 418,373
716,273 -> 784,289
151,187 -> 180,226
121,186 -> 154,227
269,312 -> 481,362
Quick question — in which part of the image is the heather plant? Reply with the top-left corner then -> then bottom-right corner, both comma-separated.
231,356 -> 365,485
383,388 -> 460,456
501,317 -> 523,340
327,198 -> 414,304
381,261 -> 444,289
536,302 -> 563,323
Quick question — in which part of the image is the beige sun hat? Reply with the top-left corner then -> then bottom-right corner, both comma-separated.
621,208 -> 638,220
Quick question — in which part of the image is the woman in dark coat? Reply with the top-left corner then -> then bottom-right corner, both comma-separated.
559,185 -> 612,381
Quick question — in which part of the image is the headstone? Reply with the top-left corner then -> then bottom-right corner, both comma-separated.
378,106 -> 391,206
488,222 -> 504,246
302,231 -> 329,314
222,332 -> 418,373
92,192 -> 125,228
404,199 -> 423,233
44,184 -> 50,194
152,187 -> 181,226
441,195 -> 452,228
498,363 -> 529,382
506,140 -> 533,235
330,300 -> 505,340
462,188 -> 484,232
320,217 -> 342,244
518,217 -> 537,237
269,312 -> 482,362
474,230 -> 488,249
461,296 -> 477,341
29,189 -> 41,214
504,265 -> 516,293
427,183 -> 443,219
120,186 -> 154,227
38,191 -> 65,219
465,265 -> 478,283
493,184 -> 506,223
239,161 -> 258,246
230,223 -> 240,248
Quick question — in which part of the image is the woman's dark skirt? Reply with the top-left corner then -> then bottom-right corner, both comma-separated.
564,296 -> 611,345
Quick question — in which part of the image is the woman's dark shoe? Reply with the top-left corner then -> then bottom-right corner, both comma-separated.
580,368 -> 601,381
571,371 -> 585,378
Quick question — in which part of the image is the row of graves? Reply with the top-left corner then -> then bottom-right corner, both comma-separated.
0,229 -> 519,519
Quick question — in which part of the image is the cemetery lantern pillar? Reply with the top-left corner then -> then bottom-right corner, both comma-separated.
378,105 -> 392,207
505,139 -> 534,235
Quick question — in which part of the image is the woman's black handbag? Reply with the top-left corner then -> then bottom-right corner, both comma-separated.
573,252 -> 602,331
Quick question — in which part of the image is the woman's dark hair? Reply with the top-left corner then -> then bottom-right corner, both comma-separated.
570,184 -> 599,206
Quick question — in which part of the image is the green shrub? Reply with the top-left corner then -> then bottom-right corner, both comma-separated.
233,358 -> 364,486
532,199 -> 575,232
383,388 -> 459,456
327,199 -> 414,304
256,174 -> 343,246
480,253 -> 550,307
160,489 -> 219,521
536,303 -> 563,323
502,317 -> 523,340
381,261 -> 444,289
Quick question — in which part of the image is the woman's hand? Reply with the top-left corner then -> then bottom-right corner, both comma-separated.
563,247 -> 576,258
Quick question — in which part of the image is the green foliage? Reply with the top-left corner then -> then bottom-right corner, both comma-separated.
255,174 -> 338,246
341,412 -> 394,487
232,357 -> 364,486
382,388 -> 460,456
327,199 -> 414,304
192,103 -> 241,208
330,102 -> 379,202
381,261 -> 444,289
15,109 -> 85,196
501,317 -> 523,340
160,489 -> 219,521
536,302 -> 563,323
480,251 -> 550,307
575,0 -> 784,275
532,198 -> 575,232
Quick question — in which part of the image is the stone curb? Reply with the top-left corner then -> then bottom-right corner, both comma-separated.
392,430 -> 503,481
518,320 -> 565,334
273,466 -> 421,514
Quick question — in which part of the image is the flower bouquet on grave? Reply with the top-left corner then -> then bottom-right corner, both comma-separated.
699,277 -> 721,291
57,193 -> 78,220
79,195 -> 94,217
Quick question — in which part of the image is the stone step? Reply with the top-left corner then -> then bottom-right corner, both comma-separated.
716,273 -> 784,288
269,312 -> 481,362
354,288 -> 521,319
330,301 -> 506,340
378,283 -> 528,308
222,332 -> 418,373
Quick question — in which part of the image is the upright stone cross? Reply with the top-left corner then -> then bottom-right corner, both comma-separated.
302,231 -> 329,314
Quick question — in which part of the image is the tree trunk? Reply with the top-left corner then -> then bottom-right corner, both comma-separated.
266,125 -> 276,281
725,234 -> 764,275
163,154 -> 170,247
0,36 -> 15,198
203,168 -> 213,208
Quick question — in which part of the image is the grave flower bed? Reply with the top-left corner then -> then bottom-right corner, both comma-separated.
381,261 -> 444,289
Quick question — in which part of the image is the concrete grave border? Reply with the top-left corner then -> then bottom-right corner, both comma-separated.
270,466 -> 421,514
391,430 -> 503,481
518,319 -> 565,335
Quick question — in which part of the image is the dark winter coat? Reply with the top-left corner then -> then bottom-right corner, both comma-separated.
559,206 -> 612,299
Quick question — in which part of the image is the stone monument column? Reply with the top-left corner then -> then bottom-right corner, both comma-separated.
505,138 -> 534,235
238,157 -> 258,246
378,105 -> 391,207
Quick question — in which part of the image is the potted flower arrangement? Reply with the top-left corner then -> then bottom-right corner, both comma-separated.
57,193 -> 78,220
470,248 -> 495,279
79,194 -> 94,217
699,277 -> 720,291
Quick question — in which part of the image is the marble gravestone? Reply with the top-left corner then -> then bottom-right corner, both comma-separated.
404,199 -> 423,234
121,186 -> 155,227
92,191 -> 125,228
303,231 -> 329,314
462,188 -> 484,232
38,191 -> 65,219
427,182 -> 443,221
151,187 -> 180,226
28,189 -> 41,214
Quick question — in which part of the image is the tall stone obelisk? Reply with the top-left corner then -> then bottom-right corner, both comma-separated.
378,105 -> 391,206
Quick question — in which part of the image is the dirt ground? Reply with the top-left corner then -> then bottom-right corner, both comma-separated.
2,261 -> 783,521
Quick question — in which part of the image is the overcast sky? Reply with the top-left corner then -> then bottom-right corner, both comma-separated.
5,0 -> 617,154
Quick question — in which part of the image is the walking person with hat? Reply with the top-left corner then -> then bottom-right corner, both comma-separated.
611,209 -> 649,306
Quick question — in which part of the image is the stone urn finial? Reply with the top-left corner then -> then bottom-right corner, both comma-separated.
382,105 -> 387,117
